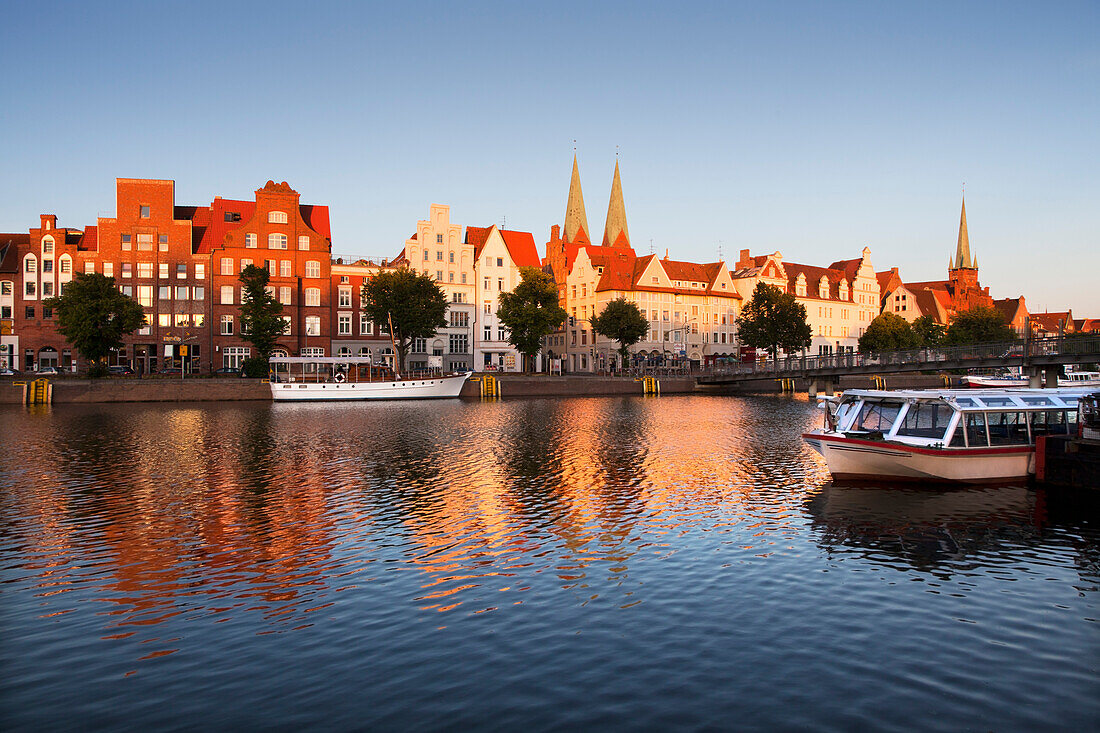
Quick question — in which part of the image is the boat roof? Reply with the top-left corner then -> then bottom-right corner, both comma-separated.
270,357 -> 387,364
836,387 -> 1089,411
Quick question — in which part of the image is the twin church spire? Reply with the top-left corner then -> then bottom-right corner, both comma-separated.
561,154 -> 630,248
951,195 -> 976,270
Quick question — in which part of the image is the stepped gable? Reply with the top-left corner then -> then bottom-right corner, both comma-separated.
601,159 -> 630,248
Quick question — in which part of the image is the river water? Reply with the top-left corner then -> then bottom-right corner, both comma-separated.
1,396 -> 1097,731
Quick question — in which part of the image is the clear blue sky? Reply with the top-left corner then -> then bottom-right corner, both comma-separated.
2,1 -> 1097,313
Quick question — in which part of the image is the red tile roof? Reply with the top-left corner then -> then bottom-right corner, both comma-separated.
465,226 -> 492,257
500,230 -> 541,268
784,261 -> 853,302
79,226 -> 97,252
0,234 -> 27,272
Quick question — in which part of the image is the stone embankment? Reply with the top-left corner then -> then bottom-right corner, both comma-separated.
0,371 -> 957,404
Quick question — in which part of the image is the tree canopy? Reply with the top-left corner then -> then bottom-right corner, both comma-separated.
42,273 -> 145,375
496,267 -> 567,371
734,282 -> 812,358
944,305 -> 1016,345
591,297 -> 649,364
858,312 -> 919,352
911,315 -> 946,347
238,265 -> 288,365
361,268 -> 448,373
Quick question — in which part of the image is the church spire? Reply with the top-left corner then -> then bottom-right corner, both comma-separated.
563,154 -> 590,244
602,159 -> 630,247
954,196 -> 972,269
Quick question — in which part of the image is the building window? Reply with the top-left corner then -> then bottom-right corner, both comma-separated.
305,316 -> 321,336
220,315 -> 234,335
24,255 -> 37,273
138,205 -> 150,218
83,262 -> 94,274
223,345 -> 249,368
436,234 -> 443,244
436,271 -> 443,281
280,260 -> 291,277
498,278 -> 504,291
484,277 -> 491,290
452,292 -> 465,304
305,261 -> 320,278
137,286 -> 153,307
412,338 -> 427,353
269,211 -> 288,224
339,288 -> 352,307
159,234 -> 169,251
449,251 -> 455,263
121,234 -> 132,250
305,288 -> 321,307
245,233 -> 257,248
423,249 -> 429,261
137,233 -> 154,251
449,311 -> 469,328
159,285 -> 170,300
436,251 -> 443,261
121,263 -> 133,279
269,233 -> 287,249
496,257 -> 503,267
42,282 -> 53,297
103,263 -> 114,277
483,325 -> 492,341
449,334 -> 468,354
497,327 -> 506,340
220,258 -> 232,275
338,314 -> 351,335
298,235 -> 309,250
484,301 -> 492,314
220,285 -> 234,305
461,273 -> 467,284
448,272 -> 454,282
240,258 -> 252,272
25,306 -> 35,318
360,314 -> 372,335
280,286 -> 291,305
265,259 -> 276,275
175,286 -> 189,300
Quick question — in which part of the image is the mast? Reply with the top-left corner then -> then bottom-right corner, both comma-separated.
387,312 -> 401,379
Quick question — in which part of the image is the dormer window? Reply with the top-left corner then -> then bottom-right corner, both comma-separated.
818,276 -> 829,299
268,211 -> 288,224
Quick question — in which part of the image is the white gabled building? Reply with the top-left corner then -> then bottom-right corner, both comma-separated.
466,225 -> 543,372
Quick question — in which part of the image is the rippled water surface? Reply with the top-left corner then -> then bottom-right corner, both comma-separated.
1,395 -> 1098,731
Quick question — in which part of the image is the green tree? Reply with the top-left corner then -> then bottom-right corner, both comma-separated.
735,282 -> 812,358
943,305 -> 1016,345
911,314 -> 946,347
361,268 -> 448,373
238,265 -> 288,371
42,273 -> 145,377
858,312 -> 919,352
591,296 -> 649,366
497,267 -> 568,372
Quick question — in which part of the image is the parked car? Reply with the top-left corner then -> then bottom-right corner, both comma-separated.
213,367 -> 241,377
35,366 -> 60,376
108,365 -> 136,375
0,367 -> 21,377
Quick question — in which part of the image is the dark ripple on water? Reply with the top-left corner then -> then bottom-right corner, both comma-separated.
1,396 -> 1098,731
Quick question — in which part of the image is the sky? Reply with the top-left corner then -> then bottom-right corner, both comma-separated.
2,1 -> 1097,313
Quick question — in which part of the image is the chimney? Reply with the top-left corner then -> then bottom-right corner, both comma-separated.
738,249 -> 751,268
551,224 -> 560,241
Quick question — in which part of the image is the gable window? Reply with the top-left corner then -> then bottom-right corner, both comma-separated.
245,233 -> 257,248
269,233 -> 287,249
268,211 -> 288,224
298,235 -> 310,250
41,237 -> 55,254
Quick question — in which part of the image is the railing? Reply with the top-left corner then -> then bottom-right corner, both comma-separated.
701,335 -> 1100,379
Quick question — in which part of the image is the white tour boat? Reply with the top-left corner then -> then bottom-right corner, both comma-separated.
268,357 -> 472,401
963,370 -> 1100,389
803,387 -> 1087,483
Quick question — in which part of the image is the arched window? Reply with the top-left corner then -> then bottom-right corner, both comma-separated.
268,233 -> 287,249
358,347 -> 371,358
23,254 -> 37,274
59,255 -> 72,276
337,346 -> 351,357
41,235 -> 55,254
268,211 -> 288,224
839,280 -> 849,300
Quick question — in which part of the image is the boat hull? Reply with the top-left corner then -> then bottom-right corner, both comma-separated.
803,432 -> 1033,483
271,373 -> 470,401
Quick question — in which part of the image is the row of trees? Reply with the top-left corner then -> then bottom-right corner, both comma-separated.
41,268 -> 1025,376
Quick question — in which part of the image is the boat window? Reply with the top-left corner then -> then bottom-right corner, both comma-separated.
978,396 -> 1017,408
1031,410 -> 1076,436
954,397 -> 978,408
894,402 -> 951,441
949,413 -> 989,447
1021,396 -> 1053,406
987,411 -> 1031,445
851,400 -> 903,433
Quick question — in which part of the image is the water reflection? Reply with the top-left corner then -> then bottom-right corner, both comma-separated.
2,396 -> 1098,730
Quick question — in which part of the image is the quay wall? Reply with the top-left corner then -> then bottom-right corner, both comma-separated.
0,372 -> 967,405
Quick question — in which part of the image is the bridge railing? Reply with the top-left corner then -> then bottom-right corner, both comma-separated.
702,335 -> 1100,378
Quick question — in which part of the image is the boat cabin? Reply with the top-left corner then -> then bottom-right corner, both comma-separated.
830,388 -> 1086,449
269,356 -> 396,384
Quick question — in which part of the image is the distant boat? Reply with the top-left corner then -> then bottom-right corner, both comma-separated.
962,373 -> 1028,388
269,357 -> 471,401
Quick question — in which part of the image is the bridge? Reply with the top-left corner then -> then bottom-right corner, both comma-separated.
696,335 -> 1100,394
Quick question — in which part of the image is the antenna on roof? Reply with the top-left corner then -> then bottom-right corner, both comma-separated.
649,238 -> 654,255
717,240 -> 723,261
501,215 -> 506,231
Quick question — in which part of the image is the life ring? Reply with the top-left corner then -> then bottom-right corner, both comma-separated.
334,371 -> 346,383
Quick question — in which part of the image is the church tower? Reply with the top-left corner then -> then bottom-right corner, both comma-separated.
562,154 -> 590,245
948,195 -> 990,312
602,160 -> 630,248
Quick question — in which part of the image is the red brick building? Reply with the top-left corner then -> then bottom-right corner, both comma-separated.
0,178 -> 334,373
